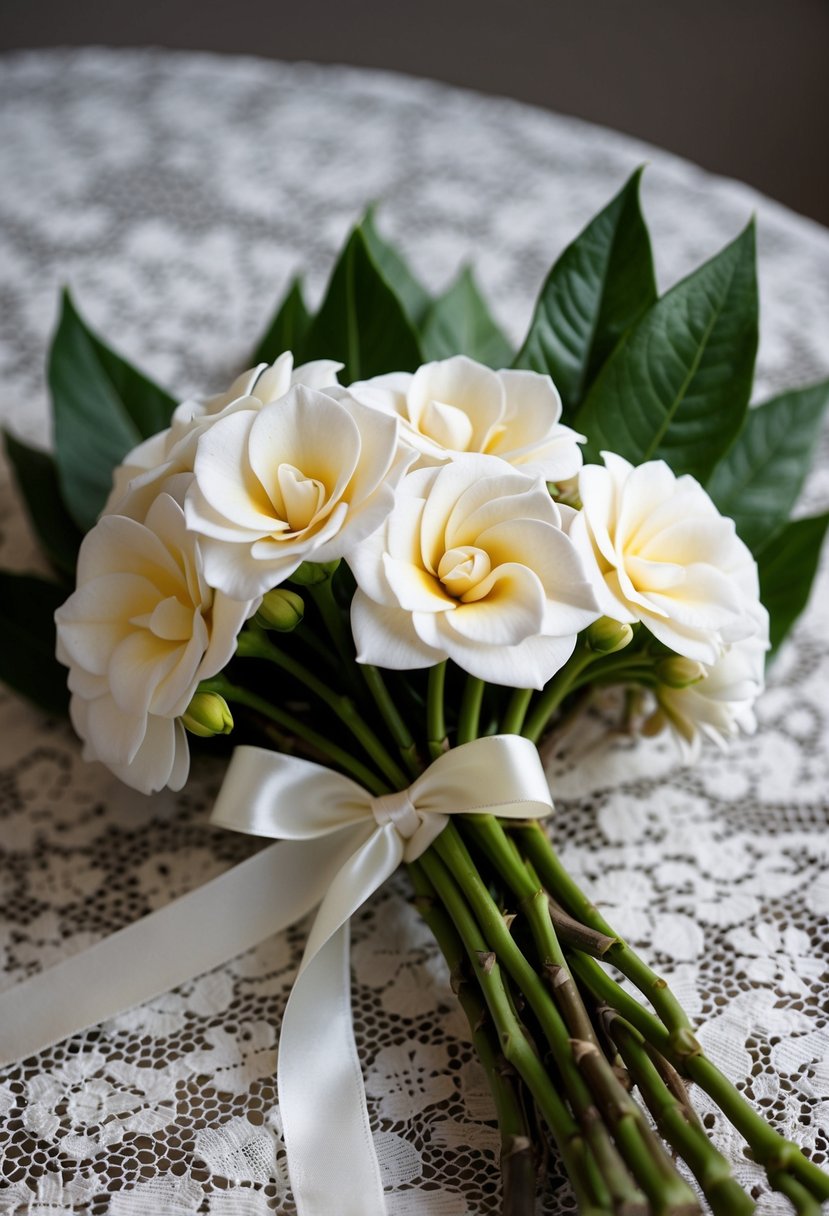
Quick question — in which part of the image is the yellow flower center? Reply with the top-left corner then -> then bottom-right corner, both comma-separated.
438,546 -> 492,601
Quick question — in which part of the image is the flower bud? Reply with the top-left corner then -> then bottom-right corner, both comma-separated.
586,617 -> 634,655
656,656 -> 707,689
256,588 -> 305,632
290,560 -> 340,587
181,692 -> 234,738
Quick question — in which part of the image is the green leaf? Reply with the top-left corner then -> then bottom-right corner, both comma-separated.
707,378 -> 829,554
250,277 -> 312,366
514,167 -> 656,416
3,432 -> 82,579
50,290 -> 177,531
575,222 -> 758,481
298,228 -> 422,383
362,208 -> 432,328
421,266 -> 513,368
0,571 -> 69,717
758,513 -> 829,656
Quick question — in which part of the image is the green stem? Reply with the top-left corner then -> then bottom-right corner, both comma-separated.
518,822 -> 694,1039
457,675 -> 486,745
203,677 -> 389,796
360,665 -> 420,778
308,577 -> 359,686
605,1010 -> 755,1216
408,861 -> 537,1216
237,630 -> 409,790
435,823 -> 689,1213
462,818 -> 696,1214
570,953 -> 829,1205
426,661 -> 448,760
523,647 -> 598,744
416,848 -> 612,1215
501,688 -> 534,736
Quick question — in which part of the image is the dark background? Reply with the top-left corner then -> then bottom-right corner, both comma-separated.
3,0 -> 827,226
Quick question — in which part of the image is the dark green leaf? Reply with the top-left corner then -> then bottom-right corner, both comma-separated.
298,228 -> 422,383
50,290 -> 177,531
250,277 -> 312,366
0,571 -> 69,716
421,266 -> 513,368
3,432 -> 82,579
514,167 -> 656,416
707,379 -> 829,554
362,208 -> 432,328
575,222 -> 758,481
758,513 -> 829,656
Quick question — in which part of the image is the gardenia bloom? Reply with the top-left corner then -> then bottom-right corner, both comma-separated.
350,454 -> 600,688
106,352 -> 342,520
570,453 -> 764,665
653,617 -> 769,762
55,493 -> 256,794
185,384 -> 413,600
350,355 -> 584,480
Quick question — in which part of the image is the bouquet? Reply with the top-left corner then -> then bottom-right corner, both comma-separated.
1,169 -> 827,1215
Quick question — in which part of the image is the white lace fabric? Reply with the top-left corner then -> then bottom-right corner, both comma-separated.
0,48 -> 827,1215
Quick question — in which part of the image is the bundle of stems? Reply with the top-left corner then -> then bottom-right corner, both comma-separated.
211,577 -> 829,1216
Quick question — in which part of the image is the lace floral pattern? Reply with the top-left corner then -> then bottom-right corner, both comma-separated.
0,48 -> 827,1214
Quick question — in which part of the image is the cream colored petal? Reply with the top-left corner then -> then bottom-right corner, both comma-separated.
248,388 -> 360,509
108,713 -> 184,795
77,512 -> 185,591
349,372 -> 413,420
445,476 -> 556,550
56,574 -> 161,674
433,619 -> 576,689
345,521 -> 396,606
192,410 -> 277,532
199,539 -> 300,601
444,563 -> 546,645
383,556 -> 454,613
185,485 -> 268,544
84,695 -> 148,765
578,463 -> 619,569
199,592 -> 257,680
253,351 -> 294,404
351,591 -> 445,669
107,630 -> 184,717
291,359 -> 343,390
418,455 -> 519,572
340,396 -> 407,502
408,356 -> 505,451
637,517 -> 738,567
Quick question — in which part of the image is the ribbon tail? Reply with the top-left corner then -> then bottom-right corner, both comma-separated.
0,831 -> 361,1070
278,825 -> 403,1216
279,922 -> 385,1216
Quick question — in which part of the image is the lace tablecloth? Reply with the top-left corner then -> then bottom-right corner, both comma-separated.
0,48 -> 827,1216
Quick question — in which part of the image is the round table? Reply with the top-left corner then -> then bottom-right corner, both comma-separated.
0,48 -> 827,1216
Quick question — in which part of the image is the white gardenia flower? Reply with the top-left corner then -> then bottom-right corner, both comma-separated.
350,453 -> 600,688
55,493 -> 256,795
185,384 -> 413,600
654,616 -> 770,762
350,355 -> 584,480
570,453 -> 764,665
106,352 -> 342,519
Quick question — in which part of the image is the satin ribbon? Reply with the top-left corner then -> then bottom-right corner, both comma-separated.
0,734 -> 554,1215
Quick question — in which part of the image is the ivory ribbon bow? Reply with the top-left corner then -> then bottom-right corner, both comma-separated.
0,734 -> 554,1215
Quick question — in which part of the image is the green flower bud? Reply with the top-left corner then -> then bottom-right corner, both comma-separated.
257,588 -> 305,632
290,560 -> 340,587
656,656 -> 707,689
586,616 -> 634,655
181,691 -> 234,738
